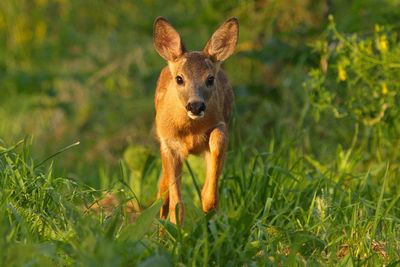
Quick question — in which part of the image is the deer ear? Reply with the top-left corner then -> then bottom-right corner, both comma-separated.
154,17 -> 186,62
203,18 -> 239,62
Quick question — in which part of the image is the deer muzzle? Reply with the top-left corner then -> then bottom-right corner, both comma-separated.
186,101 -> 206,120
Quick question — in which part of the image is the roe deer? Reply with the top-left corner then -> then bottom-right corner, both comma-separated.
153,17 -> 239,224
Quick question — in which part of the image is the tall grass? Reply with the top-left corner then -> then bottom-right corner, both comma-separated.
1,130 -> 399,266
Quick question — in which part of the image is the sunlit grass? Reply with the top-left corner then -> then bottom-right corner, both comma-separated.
1,133 -> 399,266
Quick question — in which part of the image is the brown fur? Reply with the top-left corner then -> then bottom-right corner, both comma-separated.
153,17 -> 238,224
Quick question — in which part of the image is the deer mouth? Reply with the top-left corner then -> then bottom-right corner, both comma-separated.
187,111 -> 205,120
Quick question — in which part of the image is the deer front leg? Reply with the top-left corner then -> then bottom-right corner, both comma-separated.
157,170 -> 169,220
159,143 -> 184,224
202,123 -> 227,212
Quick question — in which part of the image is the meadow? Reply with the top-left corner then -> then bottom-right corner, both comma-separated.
0,0 -> 399,266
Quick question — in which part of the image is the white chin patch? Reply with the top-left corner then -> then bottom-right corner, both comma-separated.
187,111 -> 204,120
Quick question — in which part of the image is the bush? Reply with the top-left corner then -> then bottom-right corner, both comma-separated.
306,16 -> 400,128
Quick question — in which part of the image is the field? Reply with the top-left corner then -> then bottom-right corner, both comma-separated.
1,1 -> 400,266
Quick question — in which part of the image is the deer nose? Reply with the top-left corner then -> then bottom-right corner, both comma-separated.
186,101 -> 206,115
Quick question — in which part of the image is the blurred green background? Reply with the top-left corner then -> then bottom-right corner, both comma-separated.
1,0 -> 399,202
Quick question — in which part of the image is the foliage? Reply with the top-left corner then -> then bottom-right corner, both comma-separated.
1,135 -> 399,265
306,16 -> 400,127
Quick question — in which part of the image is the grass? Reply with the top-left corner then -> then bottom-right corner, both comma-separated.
1,128 -> 399,266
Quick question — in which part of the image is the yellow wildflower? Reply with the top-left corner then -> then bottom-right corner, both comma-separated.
377,35 -> 388,53
381,83 -> 388,95
338,64 -> 347,81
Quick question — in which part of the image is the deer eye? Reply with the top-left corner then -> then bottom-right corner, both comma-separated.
206,76 -> 214,87
176,75 -> 184,85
